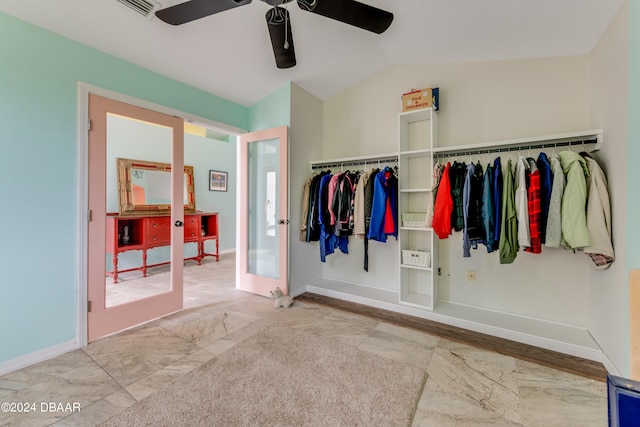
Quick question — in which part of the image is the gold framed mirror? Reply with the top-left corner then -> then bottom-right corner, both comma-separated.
117,158 -> 196,215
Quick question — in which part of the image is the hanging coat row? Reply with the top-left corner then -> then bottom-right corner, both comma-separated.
300,166 -> 398,269
431,150 -> 614,269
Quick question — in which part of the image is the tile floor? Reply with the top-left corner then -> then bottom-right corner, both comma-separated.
0,253 -> 607,426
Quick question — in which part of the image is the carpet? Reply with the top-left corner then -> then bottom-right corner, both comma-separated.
100,325 -> 427,426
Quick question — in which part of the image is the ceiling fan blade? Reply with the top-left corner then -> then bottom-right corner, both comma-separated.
156,0 -> 252,25
297,0 -> 393,34
266,7 -> 296,69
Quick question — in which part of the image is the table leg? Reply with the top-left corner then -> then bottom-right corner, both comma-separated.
112,253 -> 119,284
142,249 -> 148,277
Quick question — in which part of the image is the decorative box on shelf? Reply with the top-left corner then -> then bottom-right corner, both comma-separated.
402,249 -> 431,268
401,87 -> 439,112
402,212 -> 428,228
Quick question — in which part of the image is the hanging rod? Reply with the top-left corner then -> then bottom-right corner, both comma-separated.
310,153 -> 398,171
432,129 -> 602,160
433,138 -> 598,160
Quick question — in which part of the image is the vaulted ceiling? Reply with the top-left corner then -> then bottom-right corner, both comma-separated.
0,0 -> 624,106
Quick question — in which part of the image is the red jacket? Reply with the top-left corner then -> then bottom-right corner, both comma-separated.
433,162 -> 453,239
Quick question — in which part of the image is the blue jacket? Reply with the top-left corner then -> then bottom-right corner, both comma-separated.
492,157 -> 503,250
367,168 -> 398,242
481,164 -> 495,253
536,152 -> 553,244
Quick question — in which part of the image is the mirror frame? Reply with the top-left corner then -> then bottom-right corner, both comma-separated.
117,158 -> 196,215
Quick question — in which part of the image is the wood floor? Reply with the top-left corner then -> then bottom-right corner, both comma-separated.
297,293 -> 609,382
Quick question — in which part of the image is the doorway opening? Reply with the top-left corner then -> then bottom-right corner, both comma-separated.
79,84 -> 244,346
103,115 -> 236,309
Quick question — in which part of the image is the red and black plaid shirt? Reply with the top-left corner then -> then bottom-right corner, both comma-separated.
525,170 -> 542,254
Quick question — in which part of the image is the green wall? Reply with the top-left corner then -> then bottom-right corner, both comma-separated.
248,83 -> 291,131
0,12 -> 249,364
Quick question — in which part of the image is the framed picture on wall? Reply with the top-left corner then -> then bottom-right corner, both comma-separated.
209,170 -> 228,192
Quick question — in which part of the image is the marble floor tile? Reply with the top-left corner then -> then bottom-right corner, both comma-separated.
423,339 -> 523,424
357,328 -> 436,370
155,306 -> 263,348
0,379 -> 28,393
84,324 -> 200,388
51,390 -> 137,427
125,349 -> 215,401
201,338 -> 238,357
516,359 -> 607,399
412,387 -> 526,427
106,254 -> 235,308
375,322 -> 442,346
0,254 -> 609,426
0,362 -> 121,427
105,269 -> 171,307
1,350 -> 96,386
516,360 -> 607,427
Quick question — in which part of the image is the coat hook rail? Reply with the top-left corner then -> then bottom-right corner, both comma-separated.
310,155 -> 398,171
432,138 -> 598,160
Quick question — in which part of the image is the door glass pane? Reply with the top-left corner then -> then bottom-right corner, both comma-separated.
247,138 -> 280,279
105,113 -> 173,307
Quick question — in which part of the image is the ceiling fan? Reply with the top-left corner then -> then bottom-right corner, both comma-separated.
155,0 -> 394,69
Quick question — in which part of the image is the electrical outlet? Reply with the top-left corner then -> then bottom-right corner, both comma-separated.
467,270 -> 476,282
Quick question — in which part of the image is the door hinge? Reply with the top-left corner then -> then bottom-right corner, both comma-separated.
87,119 -> 92,131
87,301 -> 92,313
88,209 -> 92,222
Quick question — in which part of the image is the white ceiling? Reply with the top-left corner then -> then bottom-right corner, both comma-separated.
0,0 -> 624,107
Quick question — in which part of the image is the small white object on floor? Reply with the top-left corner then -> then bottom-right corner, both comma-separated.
270,287 -> 294,308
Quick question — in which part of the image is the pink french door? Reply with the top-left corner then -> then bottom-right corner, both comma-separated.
87,94 -> 184,341
238,126 -> 289,297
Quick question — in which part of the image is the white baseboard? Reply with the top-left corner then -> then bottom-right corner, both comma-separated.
290,287 -> 308,298
601,352 -> 621,376
0,339 -> 80,376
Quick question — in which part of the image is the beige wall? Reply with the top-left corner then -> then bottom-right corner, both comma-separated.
321,56 -> 597,327
588,0 -> 629,375
323,57 -> 591,159
289,83 -> 324,295
315,5 -> 634,374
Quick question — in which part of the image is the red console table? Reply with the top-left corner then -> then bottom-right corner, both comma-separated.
106,212 -> 219,283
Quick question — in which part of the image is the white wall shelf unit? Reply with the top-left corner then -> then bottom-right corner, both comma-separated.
398,108 -> 438,310
401,149 -> 432,157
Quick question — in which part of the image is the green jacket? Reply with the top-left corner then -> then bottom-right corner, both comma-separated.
499,159 -> 518,264
558,151 -> 591,249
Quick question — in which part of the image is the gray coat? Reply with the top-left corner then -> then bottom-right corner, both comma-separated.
545,155 -> 565,247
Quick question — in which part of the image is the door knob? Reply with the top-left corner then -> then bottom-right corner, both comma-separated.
278,219 -> 289,225
175,220 -> 184,227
